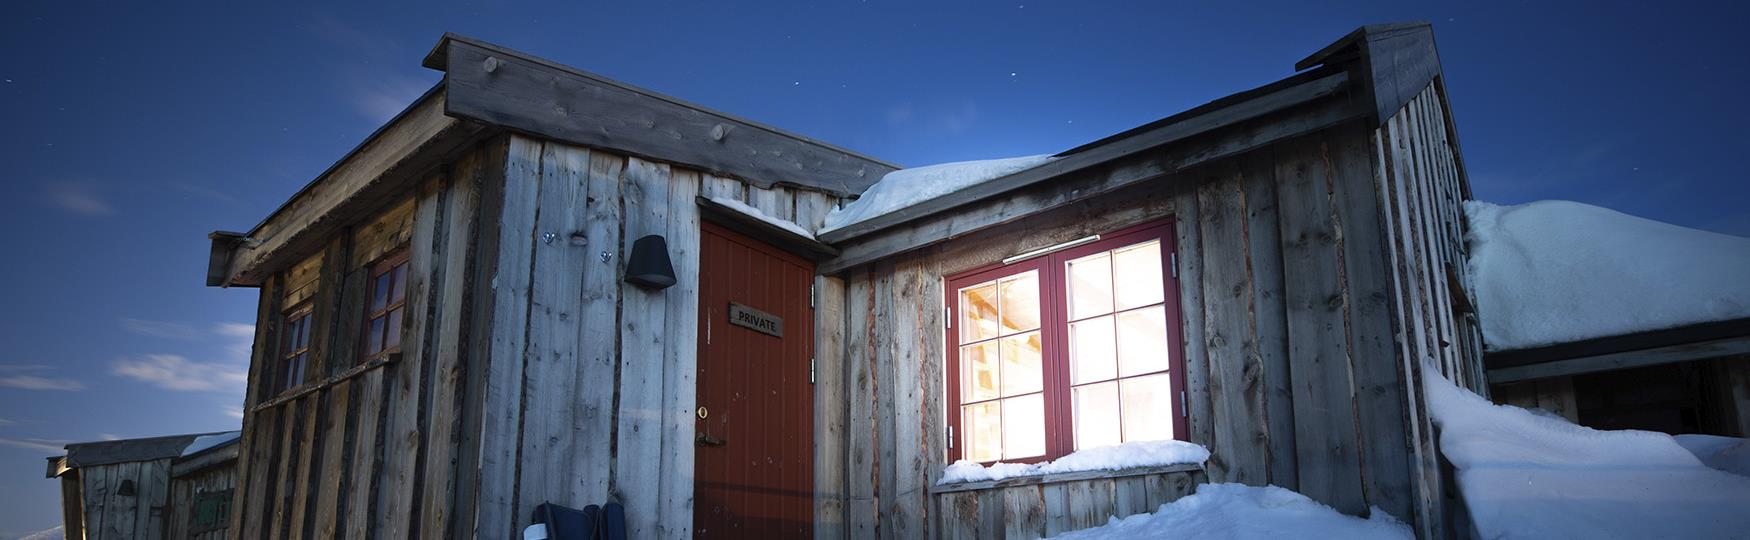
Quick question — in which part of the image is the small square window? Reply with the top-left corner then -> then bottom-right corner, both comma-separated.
361,251 -> 410,363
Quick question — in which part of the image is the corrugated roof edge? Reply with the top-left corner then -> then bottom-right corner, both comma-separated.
61,430 -> 238,469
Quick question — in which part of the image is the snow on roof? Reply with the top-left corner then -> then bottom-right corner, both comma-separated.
1464,200 -> 1750,351
938,439 -> 1209,485
707,196 -> 815,239
1051,483 -> 1412,540
819,155 -> 1056,235
1425,371 -> 1750,539
180,431 -> 241,457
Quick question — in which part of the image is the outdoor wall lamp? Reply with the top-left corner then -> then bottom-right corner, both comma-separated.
625,234 -> 676,290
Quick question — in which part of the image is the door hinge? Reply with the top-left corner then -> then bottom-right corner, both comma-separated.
809,283 -> 817,309
1180,390 -> 1188,417
1170,251 -> 1179,279
945,307 -> 952,329
947,425 -> 954,449
809,357 -> 816,384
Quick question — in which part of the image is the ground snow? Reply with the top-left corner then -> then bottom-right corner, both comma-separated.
707,196 -> 816,239
1425,371 -> 1750,539
12,526 -> 64,540
938,440 -> 1208,485
1464,199 -> 1750,350
820,155 -> 1055,234
180,431 -> 240,457
1675,434 -> 1750,478
1050,483 -> 1412,540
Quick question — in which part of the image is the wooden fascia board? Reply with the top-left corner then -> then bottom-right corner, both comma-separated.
818,90 -> 1368,275
1298,22 -> 1443,128
210,86 -> 488,287
426,34 -> 898,197
1488,334 -> 1750,384
696,197 -> 841,262
815,71 -> 1351,245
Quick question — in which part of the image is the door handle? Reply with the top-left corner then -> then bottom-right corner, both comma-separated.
696,433 -> 727,447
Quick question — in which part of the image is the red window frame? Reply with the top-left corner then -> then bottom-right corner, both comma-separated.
945,219 -> 1188,463
277,303 -> 313,394
360,250 -> 410,363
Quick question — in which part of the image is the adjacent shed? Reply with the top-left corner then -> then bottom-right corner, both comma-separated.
203,22 -> 1484,539
47,431 -> 240,540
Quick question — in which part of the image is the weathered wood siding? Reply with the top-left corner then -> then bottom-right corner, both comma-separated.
229,139 -> 496,540
469,134 -> 839,539
167,459 -> 238,540
76,459 -> 173,540
1370,81 -> 1486,539
825,101 -> 1478,536
934,468 -> 1204,539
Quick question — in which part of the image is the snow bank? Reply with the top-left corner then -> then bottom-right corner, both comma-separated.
180,431 -> 240,457
1425,372 -> 1750,539
1050,483 -> 1412,540
14,525 -> 65,540
1675,434 -> 1750,477
938,439 -> 1209,485
820,155 -> 1055,235
1464,200 -> 1750,350
707,196 -> 815,239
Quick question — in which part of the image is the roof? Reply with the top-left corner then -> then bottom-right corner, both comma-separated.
56,430 -> 239,471
813,22 -> 1444,253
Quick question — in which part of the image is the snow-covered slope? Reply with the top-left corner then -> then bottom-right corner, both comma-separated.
1464,200 -> 1750,350
820,155 -> 1054,235
1426,371 -> 1750,539
1050,483 -> 1411,540
1675,434 -> 1750,478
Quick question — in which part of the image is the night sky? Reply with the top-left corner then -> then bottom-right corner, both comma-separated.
3,1 -> 1747,535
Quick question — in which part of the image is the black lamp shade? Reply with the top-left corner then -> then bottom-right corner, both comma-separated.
626,234 -> 677,289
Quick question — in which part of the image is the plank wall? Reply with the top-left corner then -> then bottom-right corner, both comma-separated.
77,459 -> 173,540
823,115 -> 1478,537
167,460 -> 238,540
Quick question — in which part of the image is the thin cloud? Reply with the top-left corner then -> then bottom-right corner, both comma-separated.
111,354 -> 247,392
0,375 -> 85,391
222,406 -> 244,420
42,182 -> 113,216
0,418 -> 15,426
214,323 -> 255,337
121,318 -> 202,340
0,437 -> 69,452
350,72 -> 434,123
168,181 -> 241,204
0,364 -> 50,372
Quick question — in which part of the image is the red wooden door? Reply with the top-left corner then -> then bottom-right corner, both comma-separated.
695,222 -> 814,538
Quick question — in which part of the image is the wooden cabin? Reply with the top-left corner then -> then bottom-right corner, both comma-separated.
47,432 -> 240,540
205,22 -> 1483,539
1487,318 -> 1750,437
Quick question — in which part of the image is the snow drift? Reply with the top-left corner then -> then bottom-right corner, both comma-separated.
1426,371 -> 1750,539
1463,199 -> 1750,350
938,439 -> 1209,485
1050,483 -> 1412,540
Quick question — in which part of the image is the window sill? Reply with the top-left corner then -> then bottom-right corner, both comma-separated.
251,352 -> 400,413
930,462 -> 1203,494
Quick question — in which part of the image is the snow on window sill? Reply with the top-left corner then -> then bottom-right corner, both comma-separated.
930,440 -> 1211,494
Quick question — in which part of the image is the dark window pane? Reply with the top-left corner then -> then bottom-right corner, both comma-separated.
297,317 -> 311,348
389,263 -> 408,304
366,317 -> 385,356
371,273 -> 390,312
385,308 -> 403,350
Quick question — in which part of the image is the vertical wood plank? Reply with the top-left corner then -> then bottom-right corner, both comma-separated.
343,370 -> 387,540
110,461 -> 141,539
1041,483 -> 1069,537
1172,189 -> 1215,451
1274,137 -> 1366,515
1197,169 -> 1269,485
421,150 -> 484,540
1003,485 -> 1047,540
1239,153 -> 1298,491
700,174 -> 744,202
613,157 -> 672,537
512,139 -> 587,526
658,169 -> 703,538
82,466 -> 109,540
885,259 -> 925,540
1113,476 -> 1150,518
746,184 -> 795,222
568,148 -> 625,506
1331,123 -> 1417,524
472,135 -> 542,539
375,176 -> 446,539
234,277 -> 285,540
310,380 -> 352,538
282,398 -> 319,540
138,460 -> 169,540
938,492 -> 980,540
844,272 -> 879,540
813,274 -> 848,539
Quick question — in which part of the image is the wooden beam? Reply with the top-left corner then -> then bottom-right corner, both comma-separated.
929,463 -> 1203,494
816,71 -> 1350,245
427,35 -> 897,197
1489,335 -> 1750,384
819,92 -> 1368,275
209,86 -> 488,287
1296,22 -> 1443,128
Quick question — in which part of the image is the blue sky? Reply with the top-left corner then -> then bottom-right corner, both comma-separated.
2,1 -> 1746,534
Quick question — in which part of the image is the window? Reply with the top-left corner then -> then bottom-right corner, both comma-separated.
278,304 -> 312,393
361,250 -> 409,363
947,221 -> 1185,463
